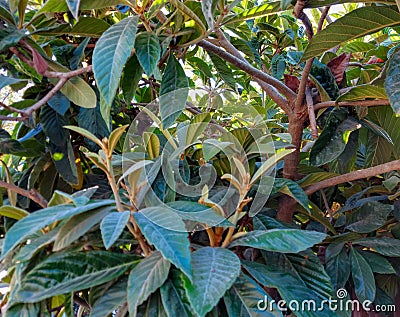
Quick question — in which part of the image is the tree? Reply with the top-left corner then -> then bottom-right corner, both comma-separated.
0,0 -> 400,316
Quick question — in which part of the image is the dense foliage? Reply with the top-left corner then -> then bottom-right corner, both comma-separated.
1,0 -> 400,316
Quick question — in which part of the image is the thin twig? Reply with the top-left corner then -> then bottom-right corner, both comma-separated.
320,189 -> 333,223
0,179 -> 48,208
198,40 -> 297,104
317,7 -> 330,32
305,159 -> 400,195
314,99 -> 390,111
0,115 -> 26,122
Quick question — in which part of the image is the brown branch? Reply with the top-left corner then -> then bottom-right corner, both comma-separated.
213,29 -> 291,112
305,88 -> 318,139
294,0 -> 313,41
314,99 -> 390,111
0,116 -> 26,122
317,7 -> 330,32
198,40 -> 297,103
305,159 -> 400,195
0,179 -> 48,208
44,65 -> 93,79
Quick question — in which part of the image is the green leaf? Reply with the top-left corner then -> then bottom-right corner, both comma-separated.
184,247 -> 241,317
135,32 -> 161,76
78,102 -> 110,151
359,250 -> 396,274
202,139 -> 233,161
100,210 -> 130,249
166,201 -> 234,228
0,205 -> 29,220
159,54 -> 189,128
184,113 -> 211,145
224,273 -> 283,317
350,247 -> 376,303
250,149 -> 295,184
122,54 -> 143,102
242,259 -> 334,317
354,237 -> 400,256
337,84 -> 387,102
0,75 -> 26,90
53,205 -> 113,251
35,17 -> 110,37
133,207 -> 192,279
14,251 -> 138,303
0,0 -> 15,24
108,124 -> 129,154
137,291 -> 167,317
5,303 -> 39,317
229,229 -> 326,253
143,132 -> 160,159
66,0 -> 81,20
310,116 -> 360,166
47,91 -> 70,116
385,49 -> 400,115
160,270 -> 194,317
302,7 -> 400,61
272,178 -> 310,213
224,2 -> 283,25
346,201 -> 392,233
93,16 -> 139,106
64,125 -> 105,150
325,243 -> 351,291
40,105 -> 79,185
208,52 -> 236,91
15,228 -> 60,262
0,27 -> 26,52
1,200 -> 114,259
39,0 -> 128,13
90,277 -> 128,317
128,251 -> 171,316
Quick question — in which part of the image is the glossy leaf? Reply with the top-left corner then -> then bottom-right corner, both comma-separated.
128,251 -> 171,316
346,201 -> 392,233
1,200 -> 114,259
349,247 -> 376,303
135,32 -> 161,76
224,273 -> 283,317
133,207 -> 192,279
159,54 -> 189,128
122,54 -> 143,102
229,229 -> 326,253
14,251 -> 138,303
325,243 -> 351,291
224,2 -> 283,24
337,84 -> 387,102
0,205 -> 29,220
160,270 -> 194,317
93,16 -> 139,106
272,178 -> 310,213
100,210 -> 130,249
53,205 -> 113,251
359,250 -> 395,274
302,7 -> 400,61
353,237 -> 400,256
184,247 -> 241,317
90,277 -> 128,317
66,0 -> 81,20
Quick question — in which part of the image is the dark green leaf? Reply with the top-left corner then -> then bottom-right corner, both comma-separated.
325,243 -> 351,290
100,211 -> 130,249
224,273 -> 283,317
159,54 -> 189,128
208,52 -> 236,91
354,237 -> 400,256
349,247 -> 376,303
135,32 -> 161,76
359,250 -> 395,274
160,270 -> 194,317
302,7 -> 400,61
229,229 -> 326,253
133,206 -> 192,279
1,200 -> 114,259
128,251 -> 171,316
66,0 -> 81,20
40,105 -> 78,185
93,16 -> 139,106
5,303 -> 40,317
0,27 -> 26,52
346,201 -> 392,233
385,49 -> 400,114
47,91 -> 70,116
0,75 -> 26,90
137,291 -> 167,317
122,54 -> 143,102
90,277 -> 128,317
53,205 -> 113,251
272,178 -> 310,213
184,247 -> 241,317
14,251 -> 138,303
